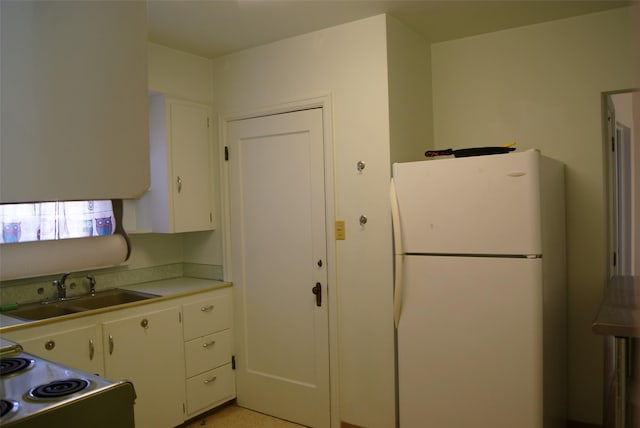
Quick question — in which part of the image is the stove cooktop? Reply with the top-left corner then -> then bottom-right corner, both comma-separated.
0,338 -> 135,427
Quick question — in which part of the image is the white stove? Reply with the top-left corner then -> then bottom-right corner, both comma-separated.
0,337 -> 136,427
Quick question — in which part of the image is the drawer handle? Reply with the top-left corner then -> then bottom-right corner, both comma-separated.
203,376 -> 217,385
202,340 -> 216,348
201,305 -> 214,312
45,340 -> 56,351
109,334 -> 114,355
89,339 -> 95,361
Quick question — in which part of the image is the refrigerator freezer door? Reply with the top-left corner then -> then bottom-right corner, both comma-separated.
397,255 -> 544,428
392,150 -> 542,255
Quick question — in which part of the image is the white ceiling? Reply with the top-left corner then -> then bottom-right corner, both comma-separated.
147,0 -> 632,58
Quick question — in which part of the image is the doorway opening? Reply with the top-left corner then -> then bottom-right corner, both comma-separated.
604,90 -> 639,278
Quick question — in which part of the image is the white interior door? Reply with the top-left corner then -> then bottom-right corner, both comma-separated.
227,108 -> 330,427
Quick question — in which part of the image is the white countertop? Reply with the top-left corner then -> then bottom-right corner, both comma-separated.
121,277 -> 227,297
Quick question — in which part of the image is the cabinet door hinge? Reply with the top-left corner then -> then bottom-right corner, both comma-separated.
231,355 -> 236,370
225,146 -> 229,161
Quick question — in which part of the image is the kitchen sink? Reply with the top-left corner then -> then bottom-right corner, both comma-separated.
5,289 -> 159,321
7,304 -> 80,321
71,289 -> 159,310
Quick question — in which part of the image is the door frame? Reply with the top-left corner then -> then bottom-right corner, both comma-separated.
219,94 -> 340,427
603,90 -> 638,277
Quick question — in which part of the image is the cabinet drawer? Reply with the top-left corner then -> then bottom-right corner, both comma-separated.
186,364 -> 235,416
185,330 -> 231,378
183,292 -> 231,340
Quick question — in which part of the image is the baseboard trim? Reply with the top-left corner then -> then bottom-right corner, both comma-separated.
342,419 -> 600,428
567,420 -> 602,428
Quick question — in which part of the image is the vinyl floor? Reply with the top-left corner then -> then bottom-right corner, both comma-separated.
182,403 -> 305,428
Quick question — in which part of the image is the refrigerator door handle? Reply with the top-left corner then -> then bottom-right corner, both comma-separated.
390,179 -> 404,328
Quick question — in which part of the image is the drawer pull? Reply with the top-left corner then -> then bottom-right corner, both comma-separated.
202,340 -> 216,348
45,340 -> 56,351
200,305 -> 214,312
203,376 -> 217,385
89,339 -> 95,360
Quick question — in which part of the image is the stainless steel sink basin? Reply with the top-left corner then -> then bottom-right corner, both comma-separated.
7,304 -> 80,321
5,289 -> 159,321
71,289 -> 158,310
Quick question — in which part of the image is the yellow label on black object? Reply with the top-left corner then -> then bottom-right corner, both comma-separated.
335,221 -> 345,240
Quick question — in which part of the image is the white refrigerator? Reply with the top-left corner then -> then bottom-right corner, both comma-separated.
391,149 -> 567,428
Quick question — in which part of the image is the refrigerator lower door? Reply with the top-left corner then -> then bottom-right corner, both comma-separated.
398,255 -> 544,428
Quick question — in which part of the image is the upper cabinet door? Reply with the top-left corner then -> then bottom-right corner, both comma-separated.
0,1 -> 150,203
137,94 -> 214,233
169,101 -> 215,232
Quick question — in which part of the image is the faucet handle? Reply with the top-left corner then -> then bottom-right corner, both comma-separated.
86,274 -> 96,295
60,272 -> 70,284
52,278 -> 66,299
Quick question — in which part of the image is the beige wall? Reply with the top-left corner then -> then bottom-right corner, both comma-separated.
126,43 -> 221,270
386,15 -> 433,164
431,7 -> 636,424
211,15 -> 397,428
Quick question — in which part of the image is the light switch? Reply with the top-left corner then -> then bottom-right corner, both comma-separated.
335,220 -> 346,240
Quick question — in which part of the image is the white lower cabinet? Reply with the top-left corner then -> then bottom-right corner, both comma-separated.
182,288 -> 235,417
103,306 -> 184,428
186,364 -> 235,415
1,285 -> 235,427
3,322 -> 103,376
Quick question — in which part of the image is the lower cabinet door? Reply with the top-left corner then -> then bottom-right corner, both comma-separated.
8,324 -> 102,376
103,306 -> 185,428
186,364 -> 235,416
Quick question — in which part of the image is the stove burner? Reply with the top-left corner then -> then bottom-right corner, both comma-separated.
0,399 -> 18,418
27,378 -> 91,400
0,357 -> 34,377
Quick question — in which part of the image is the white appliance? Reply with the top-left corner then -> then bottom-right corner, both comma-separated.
391,149 -> 567,428
0,338 -> 136,428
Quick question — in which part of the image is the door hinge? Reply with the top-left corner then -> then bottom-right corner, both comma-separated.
231,355 -> 236,370
225,146 -> 229,161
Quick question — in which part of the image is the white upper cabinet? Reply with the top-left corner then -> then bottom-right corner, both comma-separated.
0,1 -> 149,203
137,94 -> 215,233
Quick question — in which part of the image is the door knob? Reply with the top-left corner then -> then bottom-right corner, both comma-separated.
312,282 -> 322,307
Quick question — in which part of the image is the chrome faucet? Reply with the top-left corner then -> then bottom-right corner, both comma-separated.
52,272 -> 70,299
86,274 -> 96,296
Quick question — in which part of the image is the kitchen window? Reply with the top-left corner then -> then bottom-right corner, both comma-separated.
1,200 -> 116,243
0,200 -> 130,281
